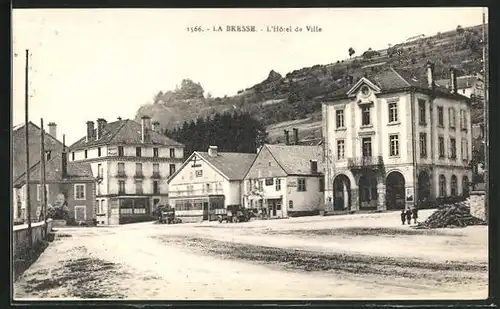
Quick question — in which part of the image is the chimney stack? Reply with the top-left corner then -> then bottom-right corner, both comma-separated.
48,122 -> 57,139
208,145 -> 218,157
450,67 -> 458,94
86,121 -> 95,142
426,61 -> 435,90
141,116 -> 152,143
293,128 -> 299,145
62,134 -> 67,178
284,130 -> 290,145
152,121 -> 160,133
96,118 -> 107,140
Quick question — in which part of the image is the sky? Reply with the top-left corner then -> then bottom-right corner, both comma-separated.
12,7 -> 487,144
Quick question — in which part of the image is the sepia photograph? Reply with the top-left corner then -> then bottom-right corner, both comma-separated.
11,7 -> 489,301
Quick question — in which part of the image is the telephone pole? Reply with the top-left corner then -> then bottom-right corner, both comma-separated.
40,119 -> 47,236
25,49 -> 33,248
482,9 -> 489,223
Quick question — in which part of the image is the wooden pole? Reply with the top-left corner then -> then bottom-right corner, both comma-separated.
40,118 -> 47,236
25,49 -> 33,248
482,9 -> 489,223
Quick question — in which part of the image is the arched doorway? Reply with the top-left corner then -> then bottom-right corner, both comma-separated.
333,174 -> 351,211
462,176 -> 470,198
418,171 -> 431,203
358,171 -> 378,210
386,171 -> 405,210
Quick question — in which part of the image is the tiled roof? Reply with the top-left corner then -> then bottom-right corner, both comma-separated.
324,66 -> 469,101
436,75 -> 479,90
265,144 -> 324,175
69,119 -> 184,150
197,151 -> 256,180
12,122 -> 64,181
14,153 -> 94,186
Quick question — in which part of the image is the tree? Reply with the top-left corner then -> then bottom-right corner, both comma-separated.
348,47 -> 355,58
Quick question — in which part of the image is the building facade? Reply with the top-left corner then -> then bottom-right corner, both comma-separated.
69,117 -> 184,225
243,144 -> 324,218
168,146 -> 256,223
322,65 -> 472,212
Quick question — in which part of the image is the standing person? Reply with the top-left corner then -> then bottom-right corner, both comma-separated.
406,208 -> 412,225
412,207 -> 419,224
401,209 -> 406,225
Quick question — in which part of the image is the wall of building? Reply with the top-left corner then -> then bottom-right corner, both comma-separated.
106,160 -> 170,195
286,176 -> 324,215
70,145 -> 184,162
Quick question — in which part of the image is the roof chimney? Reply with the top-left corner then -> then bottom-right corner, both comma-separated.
152,121 -> 160,133
62,134 -> 67,178
284,130 -> 290,145
426,61 -> 435,90
293,128 -> 299,145
86,121 -> 95,142
208,145 -> 218,157
141,116 -> 151,143
450,67 -> 458,94
96,118 -> 107,140
47,122 -> 57,139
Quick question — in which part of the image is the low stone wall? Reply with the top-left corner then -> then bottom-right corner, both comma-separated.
13,219 -> 53,259
468,191 -> 486,221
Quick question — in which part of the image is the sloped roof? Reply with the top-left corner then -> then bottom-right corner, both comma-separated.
14,153 -> 94,186
69,119 -> 184,150
265,144 -> 324,175
324,66 -> 469,101
12,122 -> 64,181
436,75 -> 480,90
196,151 -> 257,180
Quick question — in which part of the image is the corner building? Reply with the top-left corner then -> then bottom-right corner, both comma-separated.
322,64 -> 472,212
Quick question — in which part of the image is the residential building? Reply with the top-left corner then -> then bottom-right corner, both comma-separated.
322,64 -> 472,212
243,144 -> 324,218
69,116 -> 184,225
12,122 -> 65,222
168,146 -> 256,223
436,73 -> 484,100
13,148 -> 95,225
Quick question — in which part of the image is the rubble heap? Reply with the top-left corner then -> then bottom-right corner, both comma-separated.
414,201 -> 487,229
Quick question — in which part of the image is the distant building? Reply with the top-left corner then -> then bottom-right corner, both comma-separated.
13,148 -> 95,225
322,64 -> 472,212
243,144 -> 324,218
436,74 -> 484,100
69,117 -> 184,225
167,146 -> 256,222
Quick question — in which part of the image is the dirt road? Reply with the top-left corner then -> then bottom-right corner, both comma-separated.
14,210 -> 488,300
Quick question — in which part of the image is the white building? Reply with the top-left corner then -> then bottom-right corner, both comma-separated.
243,144 -> 324,218
167,146 -> 256,222
69,116 -> 185,225
322,64 -> 472,212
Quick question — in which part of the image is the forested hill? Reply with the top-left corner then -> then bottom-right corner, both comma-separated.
135,24 -> 487,140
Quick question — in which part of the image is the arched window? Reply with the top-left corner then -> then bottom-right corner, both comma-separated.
450,175 -> 458,196
462,176 -> 470,197
439,175 -> 447,197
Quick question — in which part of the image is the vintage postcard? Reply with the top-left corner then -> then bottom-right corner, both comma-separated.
11,7 -> 489,301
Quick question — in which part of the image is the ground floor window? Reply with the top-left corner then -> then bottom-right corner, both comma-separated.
119,199 -> 148,215
174,199 -> 203,211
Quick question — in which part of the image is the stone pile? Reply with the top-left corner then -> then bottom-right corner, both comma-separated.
414,200 -> 486,229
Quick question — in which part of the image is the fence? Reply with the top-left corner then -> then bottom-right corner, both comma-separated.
13,219 -> 53,259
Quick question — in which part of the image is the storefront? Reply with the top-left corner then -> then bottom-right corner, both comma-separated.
108,196 -> 152,224
171,195 -> 225,222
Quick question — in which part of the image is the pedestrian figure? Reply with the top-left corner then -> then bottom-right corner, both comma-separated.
412,207 -> 419,224
400,209 -> 406,225
406,208 -> 412,225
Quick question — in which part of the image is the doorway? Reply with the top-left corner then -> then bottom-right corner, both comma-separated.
333,174 -> 351,211
203,202 -> 209,220
386,171 -> 405,210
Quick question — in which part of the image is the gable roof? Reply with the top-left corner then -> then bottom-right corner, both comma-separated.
264,144 -> 324,175
196,151 -> 257,180
69,119 -> 184,150
324,66 -> 470,102
14,153 -> 94,187
12,122 -> 65,181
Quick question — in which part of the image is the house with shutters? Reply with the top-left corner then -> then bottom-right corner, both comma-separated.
68,116 -> 185,225
242,144 -> 324,218
167,146 -> 256,222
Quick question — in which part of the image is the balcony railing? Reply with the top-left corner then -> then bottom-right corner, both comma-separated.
347,156 -> 384,169
116,171 -> 126,178
134,173 -> 145,179
151,172 -> 162,179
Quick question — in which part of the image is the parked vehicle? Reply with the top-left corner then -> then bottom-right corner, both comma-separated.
155,205 -> 181,224
217,205 -> 255,223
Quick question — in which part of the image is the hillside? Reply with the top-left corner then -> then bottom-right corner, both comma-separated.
135,24 -> 487,142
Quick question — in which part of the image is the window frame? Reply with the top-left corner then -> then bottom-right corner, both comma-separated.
388,102 -> 398,123
418,99 -> 427,125
450,137 -> 457,160
337,139 -> 345,160
74,184 -> 86,200
297,178 -> 307,192
361,106 -> 371,126
389,134 -> 399,157
362,137 -> 372,157
136,147 -> 142,157
437,106 -> 444,127
438,135 -> 445,158
275,178 -> 281,191
153,147 -> 159,158
336,109 -> 345,128
419,133 -> 427,158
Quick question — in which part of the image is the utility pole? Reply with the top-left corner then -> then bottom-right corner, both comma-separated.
25,49 -> 33,248
482,8 -> 489,223
40,118 -> 47,236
